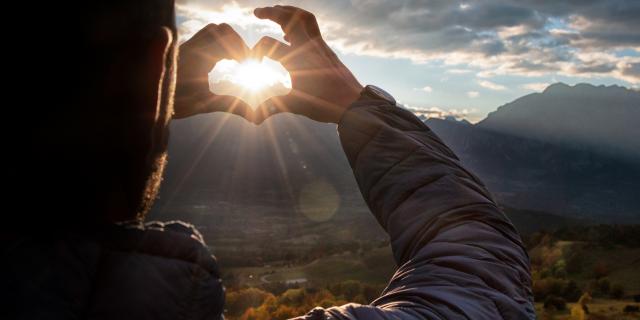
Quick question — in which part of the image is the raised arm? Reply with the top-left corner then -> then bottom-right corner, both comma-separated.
251,6 -> 534,319
323,99 -> 535,319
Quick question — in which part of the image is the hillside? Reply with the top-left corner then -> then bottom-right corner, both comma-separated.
478,83 -> 640,160
427,117 -> 640,222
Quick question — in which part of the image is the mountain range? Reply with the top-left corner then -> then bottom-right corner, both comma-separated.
478,83 -> 640,160
150,83 -> 640,234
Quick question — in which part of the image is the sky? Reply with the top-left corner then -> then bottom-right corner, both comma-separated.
176,0 -> 640,122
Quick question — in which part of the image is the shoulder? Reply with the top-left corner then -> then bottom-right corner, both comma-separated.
291,304 -> 415,320
109,220 -> 219,275
6,220 -> 224,319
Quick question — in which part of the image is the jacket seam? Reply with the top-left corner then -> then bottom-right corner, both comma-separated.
352,124 -> 386,169
368,145 -> 423,193
391,202 -> 500,263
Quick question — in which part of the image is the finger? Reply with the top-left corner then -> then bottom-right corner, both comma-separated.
215,23 -> 251,61
252,36 -> 291,61
186,23 -> 250,61
207,23 -> 250,61
187,23 -> 218,43
254,6 -> 310,44
254,7 -> 293,28
203,94 -> 255,122
184,23 -> 226,48
276,5 -> 321,38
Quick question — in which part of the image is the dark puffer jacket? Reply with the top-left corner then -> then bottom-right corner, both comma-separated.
6,221 -> 224,320
6,98 -> 534,319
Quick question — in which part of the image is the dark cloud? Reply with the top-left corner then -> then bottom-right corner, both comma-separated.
621,62 -> 640,80
575,63 -> 617,74
460,3 -> 542,29
516,0 -> 640,47
177,0 -> 640,84
479,40 -> 507,57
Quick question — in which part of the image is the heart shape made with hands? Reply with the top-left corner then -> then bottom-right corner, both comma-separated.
177,5 -> 363,124
209,57 -> 292,109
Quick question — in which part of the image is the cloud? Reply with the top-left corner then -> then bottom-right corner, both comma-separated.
446,69 -> 473,74
521,82 -> 551,91
406,106 -> 479,121
467,91 -> 480,98
618,62 -> 640,83
414,86 -> 433,93
210,59 -> 291,89
176,0 -> 640,85
478,80 -> 507,91
176,2 -> 282,44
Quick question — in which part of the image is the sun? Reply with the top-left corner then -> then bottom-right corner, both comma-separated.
231,59 -> 288,92
209,58 -> 292,107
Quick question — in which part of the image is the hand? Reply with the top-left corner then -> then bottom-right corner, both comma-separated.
174,23 -> 254,121
252,6 -> 363,124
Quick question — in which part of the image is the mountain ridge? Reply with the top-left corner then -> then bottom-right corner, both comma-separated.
477,82 -> 640,160
150,82 -> 640,231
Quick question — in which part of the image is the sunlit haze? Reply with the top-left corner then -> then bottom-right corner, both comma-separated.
209,58 -> 291,107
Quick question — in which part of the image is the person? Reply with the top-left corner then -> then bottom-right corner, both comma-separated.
5,2 -> 534,319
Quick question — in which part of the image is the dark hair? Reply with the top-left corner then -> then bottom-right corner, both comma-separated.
12,1 -> 177,231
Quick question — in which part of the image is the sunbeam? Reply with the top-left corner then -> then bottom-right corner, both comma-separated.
209,58 -> 291,107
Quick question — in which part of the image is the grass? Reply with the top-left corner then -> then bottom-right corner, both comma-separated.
535,299 -> 640,319
530,240 -> 640,295
226,246 -> 396,287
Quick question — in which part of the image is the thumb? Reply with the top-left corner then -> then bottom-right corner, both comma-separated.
252,36 -> 291,62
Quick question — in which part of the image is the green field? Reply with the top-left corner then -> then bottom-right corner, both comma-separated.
529,240 -> 640,295
226,246 -> 396,288
535,299 -> 640,319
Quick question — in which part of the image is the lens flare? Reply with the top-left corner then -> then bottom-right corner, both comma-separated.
297,180 -> 340,222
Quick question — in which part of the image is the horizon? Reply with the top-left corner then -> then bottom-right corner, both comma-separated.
176,0 -> 640,122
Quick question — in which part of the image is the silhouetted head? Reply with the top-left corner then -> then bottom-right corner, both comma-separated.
18,1 -> 177,229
